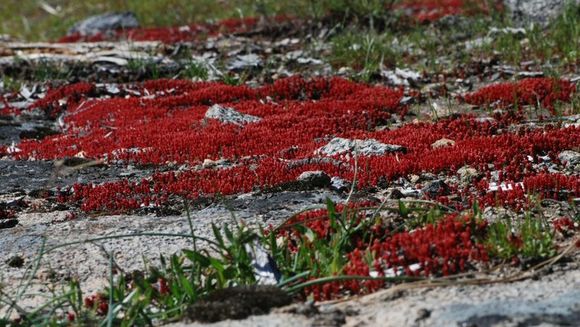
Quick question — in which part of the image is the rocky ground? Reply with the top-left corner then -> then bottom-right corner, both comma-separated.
0,1 -> 579,326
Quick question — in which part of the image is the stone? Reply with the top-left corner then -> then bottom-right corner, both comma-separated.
185,285 -> 292,322
457,166 -> 479,184
422,180 -> 451,198
431,138 -> 456,149
297,171 -> 331,188
558,150 -> 580,167
204,104 -> 261,126
316,138 -> 406,157
381,68 -> 422,86
67,12 -> 139,36
228,54 -> 262,71
504,0 -> 580,26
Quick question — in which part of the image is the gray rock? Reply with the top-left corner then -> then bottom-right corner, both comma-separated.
381,68 -> 422,86
422,180 -> 450,198
228,54 -> 262,71
297,171 -> 331,188
205,104 -> 261,126
558,150 -> 580,167
67,12 -> 139,36
457,166 -> 479,185
316,138 -> 406,157
504,0 -> 580,26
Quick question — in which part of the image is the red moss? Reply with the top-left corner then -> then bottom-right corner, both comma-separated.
524,173 -> 580,201
397,0 -> 501,22
462,78 -> 576,111
305,214 -> 489,300
84,293 -> 108,316
31,82 -> 96,118
552,217 -> 577,236
11,77 -> 580,213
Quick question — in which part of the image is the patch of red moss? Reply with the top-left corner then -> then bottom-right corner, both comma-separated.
462,78 -> 576,112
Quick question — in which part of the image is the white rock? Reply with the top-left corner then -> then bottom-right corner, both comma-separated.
431,138 -> 456,149
316,137 -> 406,157
381,68 -> 422,86
204,104 -> 261,126
558,150 -> 580,167
228,54 -> 261,70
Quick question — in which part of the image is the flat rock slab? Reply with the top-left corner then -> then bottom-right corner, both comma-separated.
168,267 -> 580,327
0,160 -> 151,195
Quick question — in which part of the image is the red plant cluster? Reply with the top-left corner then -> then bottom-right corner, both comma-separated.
397,0 -> 501,22
31,82 -> 96,118
12,77 -> 579,213
306,214 -> 489,300
462,78 -> 576,111
19,76 -> 402,163
56,2 -> 500,44
58,16 -> 289,43
478,173 -> 580,210
366,213 -> 488,275
53,1 -> 504,44
84,293 -> 108,316
524,173 -> 580,200
552,217 -> 577,236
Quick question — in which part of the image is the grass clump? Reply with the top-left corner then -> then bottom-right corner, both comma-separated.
330,30 -> 399,81
180,61 -> 209,81
485,212 -> 556,262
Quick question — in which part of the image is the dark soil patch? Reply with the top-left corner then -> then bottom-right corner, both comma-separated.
185,285 -> 292,322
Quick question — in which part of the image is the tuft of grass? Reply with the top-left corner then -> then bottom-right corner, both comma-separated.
473,2 -> 579,65
485,212 -> 555,261
1,76 -> 22,93
330,30 -> 399,81
126,58 -> 161,80
180,61 -> 209,81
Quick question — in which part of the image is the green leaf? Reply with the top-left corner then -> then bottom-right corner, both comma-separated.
398,200 -> 409,218
183,250 -> 211,268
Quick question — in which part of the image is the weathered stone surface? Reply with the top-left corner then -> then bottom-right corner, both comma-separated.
504,0 -> 580,26
228,54 -> 262,71
316,138 -> 406,157
558,150 -> 580,167
168,268 -> 580,327
457,165 -> 479,185
205,104 -> 261,126
67,12 -> 139,36
431,138 -> 455,149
